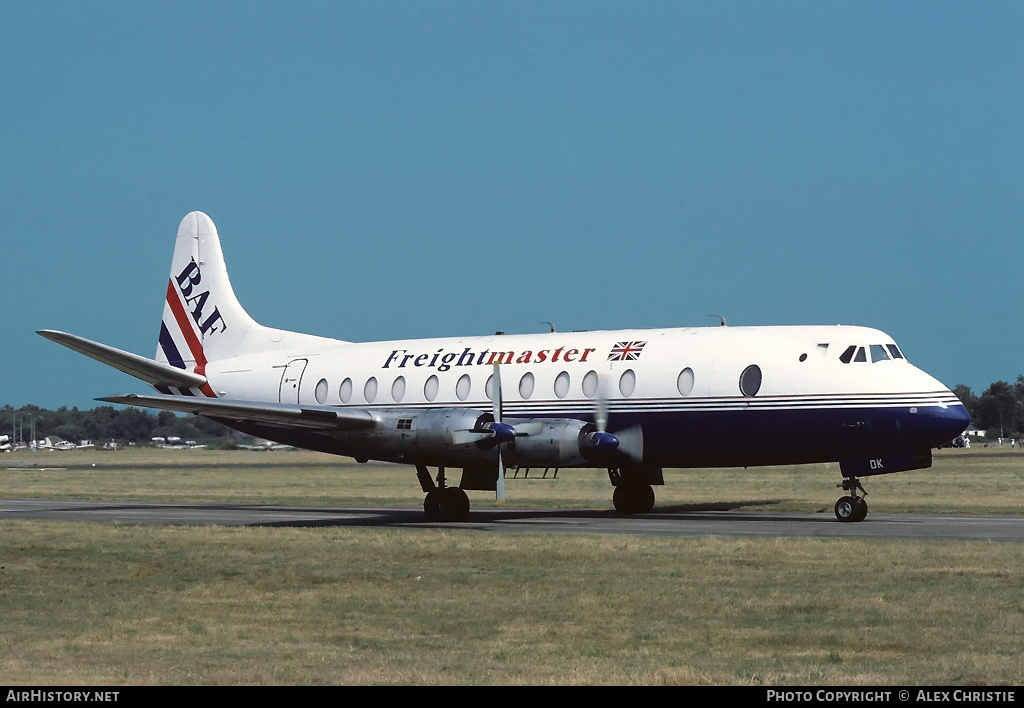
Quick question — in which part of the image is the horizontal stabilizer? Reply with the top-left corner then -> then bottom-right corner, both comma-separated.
38,330 -> 208,390
99,393 -> 376,432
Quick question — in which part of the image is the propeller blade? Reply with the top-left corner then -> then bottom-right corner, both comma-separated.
496,444 -> 505,503
592,369 -> 618,433
595,387 -> 608,433
452,429 -> 492,445
615,425 -> 644,463
492,363 -> 505,504
452,421 -> 523,446
511,421 -> 545,437
491,363 -> 502,425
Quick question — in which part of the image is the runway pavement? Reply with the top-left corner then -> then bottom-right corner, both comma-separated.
1,497 -> 1023,541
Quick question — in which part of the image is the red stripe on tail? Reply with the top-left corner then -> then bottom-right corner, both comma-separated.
165,279 -> 218,398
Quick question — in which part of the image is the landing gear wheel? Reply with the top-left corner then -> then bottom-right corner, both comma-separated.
424,490 -> 443,522
852,498 -> 868,522
613,482 -> 656,515
451,487 -> 470,521
423,488 -> 470,522
835,476 -> 869,523
835,496 -> 867,522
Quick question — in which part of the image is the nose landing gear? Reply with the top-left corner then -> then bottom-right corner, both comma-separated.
835,476 -> 868,522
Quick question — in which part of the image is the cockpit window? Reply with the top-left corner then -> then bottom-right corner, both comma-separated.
841,343 -> 906,364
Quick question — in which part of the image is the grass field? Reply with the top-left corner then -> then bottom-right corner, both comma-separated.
2,444 -> 1023,514
1,446 -> 1022,685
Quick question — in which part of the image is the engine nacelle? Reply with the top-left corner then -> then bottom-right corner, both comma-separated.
505,418 -> 594,467
329,408 -> 611,468
363,407 -> 489,456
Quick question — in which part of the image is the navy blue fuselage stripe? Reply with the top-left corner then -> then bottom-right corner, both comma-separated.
213,402 -> 970,470
159,322 -> 187,369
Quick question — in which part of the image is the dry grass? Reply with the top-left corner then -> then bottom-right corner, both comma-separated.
1,445 -> 1022,685
1,523 -> 1022,685
2,445 -> 1022,515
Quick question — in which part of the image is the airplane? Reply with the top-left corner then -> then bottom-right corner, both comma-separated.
237,440 -> 294,451
39,211 -> 970,523
34,437 -> 95,450
0,435 -> 10,452
36,437 -> 77,451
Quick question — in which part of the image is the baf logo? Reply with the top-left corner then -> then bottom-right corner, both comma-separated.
175,259 -> 228,335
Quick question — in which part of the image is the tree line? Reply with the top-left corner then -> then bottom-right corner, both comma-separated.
953,378 -> 1024,438
2,404 -> 233,446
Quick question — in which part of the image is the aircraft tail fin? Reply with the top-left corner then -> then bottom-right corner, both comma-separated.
157,212 -> 263,378
44,212 -> 341,398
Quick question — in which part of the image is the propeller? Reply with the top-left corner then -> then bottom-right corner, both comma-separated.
586,373 -> 643,463
452,367 -> 642,501
451,365 -> 545,503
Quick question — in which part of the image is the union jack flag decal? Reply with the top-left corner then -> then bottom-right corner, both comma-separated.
607,341 -> 647,361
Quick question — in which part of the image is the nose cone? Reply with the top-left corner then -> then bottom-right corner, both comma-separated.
915,402 -> 970,448
900,364 -> 971,446
943,402 -> 971,439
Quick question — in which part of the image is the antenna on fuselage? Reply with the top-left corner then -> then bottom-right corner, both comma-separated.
540,321 -> 557,333
709,315 -> 727,327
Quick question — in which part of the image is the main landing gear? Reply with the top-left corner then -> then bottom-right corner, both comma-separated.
608,468 -> 657,515
835,476 -> 868,522
417,464 -> 470,522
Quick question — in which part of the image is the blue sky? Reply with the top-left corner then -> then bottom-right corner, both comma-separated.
2,2 -> 1021,410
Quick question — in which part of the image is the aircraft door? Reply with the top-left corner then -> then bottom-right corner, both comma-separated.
279,358 -> 308,403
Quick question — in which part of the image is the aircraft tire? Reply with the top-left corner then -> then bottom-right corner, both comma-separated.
613,483 -> 655,515
635,484 -> 655,514
424,490 -> 444,522
612,484 -> 631,514
451,488 -> 470,521
834,496 -> 866,522
423,488 -> 470,522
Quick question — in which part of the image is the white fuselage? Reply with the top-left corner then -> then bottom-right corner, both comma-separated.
201,324 -> 965,468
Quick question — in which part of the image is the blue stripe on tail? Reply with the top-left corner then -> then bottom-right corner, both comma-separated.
159,322 -> 187,369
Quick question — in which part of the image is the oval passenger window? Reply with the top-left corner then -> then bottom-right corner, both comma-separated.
739,365 -> 761,397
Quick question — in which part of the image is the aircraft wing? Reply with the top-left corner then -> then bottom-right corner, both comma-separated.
38,330 -> 209,390
98,393 -> 376,432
